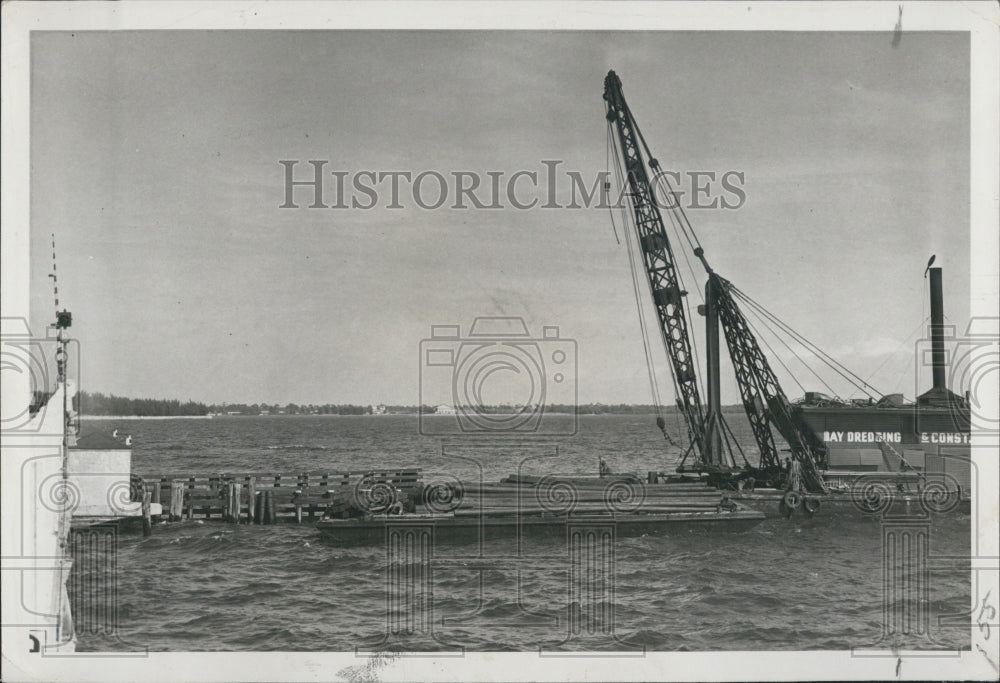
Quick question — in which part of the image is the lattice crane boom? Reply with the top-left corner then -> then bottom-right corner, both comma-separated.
603,71 -> 707,457
710,274 -> 826,471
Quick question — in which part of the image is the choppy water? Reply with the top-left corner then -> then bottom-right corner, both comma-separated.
70,415 -> 971,652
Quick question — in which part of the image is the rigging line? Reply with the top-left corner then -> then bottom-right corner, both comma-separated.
623,110 -> 705,416
642,149 -> 708,402
890,347 -> 914,396
657,174 -> 702,256
731,285 -> 882,398
626,213 -> 664,412
678,248 -> 707,401
739,299 -> 820,396
734,289 -> 860,398
610,110 -> 700,446
730,286 -> 827,395
659,184 -> 704,306
732,283 -> 882,397
609,127 -> 665,415
605,124 -> 621,245
718,416 -> 736,468
625,99 -> 706,255
49,233 -> 60,318
641,166 -> 691,436
657,192 -> 707,400
721,413 -> 750,466
615,104 -> 709,408
611,131 -> 684,416
850,315 -> 930,399
717,413 -> 743,469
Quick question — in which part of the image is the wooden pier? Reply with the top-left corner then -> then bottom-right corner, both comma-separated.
135,469 -> 421,524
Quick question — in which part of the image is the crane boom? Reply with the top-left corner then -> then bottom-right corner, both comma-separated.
710,274 -> 826,472
603,70 -> 827,489
603,70 -> 707,457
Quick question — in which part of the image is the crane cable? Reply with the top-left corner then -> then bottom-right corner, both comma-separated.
627,98 -> 706,255
852,314 -> 930,399
735,288 -> 863,398
730,285 -> 884,399
739,298 -> 830,396
624,95 -> 874,403
607,120 -> 670,436
607,118 -> 683,447
616,108 -> 709,407
604,126 -> 622,246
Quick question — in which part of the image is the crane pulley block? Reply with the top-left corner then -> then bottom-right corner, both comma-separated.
653,285 -> 686,308
641,233 -> 668,254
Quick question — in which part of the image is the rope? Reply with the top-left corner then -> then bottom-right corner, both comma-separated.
627,98 -> 706,256
738,302 -> 810,395
721,411 -> 750,466
605,127 -> 621,246
852,315 -> 929,399
731,285 -> 883,399
607,121 -> 666,423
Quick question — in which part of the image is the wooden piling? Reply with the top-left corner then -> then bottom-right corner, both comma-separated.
169,480 -> 184,522
264,490 -> 276,525
232,482 -> 242,522
141,490 -> 152,537
247,477 -> 257,524
253,491 -> 263,525
295,504 -> 303,524
151,481 -> 162,522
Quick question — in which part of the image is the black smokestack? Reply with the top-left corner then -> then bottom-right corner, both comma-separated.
928,267 -> 946,391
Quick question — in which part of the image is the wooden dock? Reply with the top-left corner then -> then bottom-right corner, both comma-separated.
135,469 -> 421,524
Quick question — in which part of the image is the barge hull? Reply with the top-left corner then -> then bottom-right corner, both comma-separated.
315,510 -> 764,545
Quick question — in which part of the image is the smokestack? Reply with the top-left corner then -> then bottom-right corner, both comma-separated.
928,267 -> 946,391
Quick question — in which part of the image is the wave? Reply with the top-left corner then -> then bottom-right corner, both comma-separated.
265,444 -> 328,451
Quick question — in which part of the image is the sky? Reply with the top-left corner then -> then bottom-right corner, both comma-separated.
29,30 -> 970,406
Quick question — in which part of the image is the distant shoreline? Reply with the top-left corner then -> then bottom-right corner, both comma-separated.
79,415 -> 215,420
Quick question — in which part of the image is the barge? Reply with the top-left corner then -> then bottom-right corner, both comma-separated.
315,474 -> 765,544
602,70 -> 974,517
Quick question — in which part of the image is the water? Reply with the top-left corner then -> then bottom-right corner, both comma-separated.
71,415 -> 971,652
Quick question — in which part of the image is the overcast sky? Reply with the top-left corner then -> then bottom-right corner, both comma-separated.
30,30 -> 969,406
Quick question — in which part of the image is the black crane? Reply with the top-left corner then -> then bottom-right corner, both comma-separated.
603,70 -> 827,490
603,70 -> 708,462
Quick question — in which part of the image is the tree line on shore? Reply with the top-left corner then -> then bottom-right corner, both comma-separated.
75,391 -> 748,417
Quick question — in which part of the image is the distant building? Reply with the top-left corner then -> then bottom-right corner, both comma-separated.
370,404 -> 387,415
435,404 -> 457,415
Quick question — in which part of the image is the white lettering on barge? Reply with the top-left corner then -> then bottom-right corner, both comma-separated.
920,432 -> 971,444
823,431 -> 902,443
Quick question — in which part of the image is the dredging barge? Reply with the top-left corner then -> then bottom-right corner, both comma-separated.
315,474 -> 764,544
602,69 -> 972,517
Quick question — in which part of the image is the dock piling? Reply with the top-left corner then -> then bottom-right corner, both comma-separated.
151,481 -> 162,523
264,490 -> 276,525
247,477 -> 257,524
225,481 -> 240,522
169,480 -> 184,522
141,490 -> 152,537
